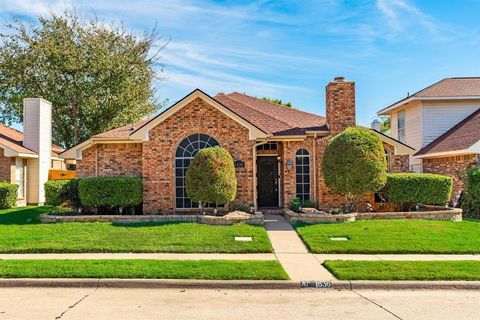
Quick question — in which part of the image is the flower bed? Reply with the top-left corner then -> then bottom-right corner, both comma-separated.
283,206 -> 462,224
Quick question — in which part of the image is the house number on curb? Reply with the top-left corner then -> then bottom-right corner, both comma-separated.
300,281 -> 332,288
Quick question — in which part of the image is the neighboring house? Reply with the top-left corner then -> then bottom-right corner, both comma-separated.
377,77 -> 480,198
61,77 -> 413,213
0,98 -> 65,205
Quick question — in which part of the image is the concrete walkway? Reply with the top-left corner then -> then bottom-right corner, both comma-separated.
264,214 -> 335,281
316,254 -> 480,261
0,253 -> 276,260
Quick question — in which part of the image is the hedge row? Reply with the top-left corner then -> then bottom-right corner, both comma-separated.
45,177 -> 142,208
461,167 -> 480,219
382,173 -> 452,205
0,182 -> 18,209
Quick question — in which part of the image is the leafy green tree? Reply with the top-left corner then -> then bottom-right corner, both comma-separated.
380,116 -> 391,132
322,127 -> 387,211
0,10 -> 166,148
261,97 -> 294,108
186,147 -> 237,213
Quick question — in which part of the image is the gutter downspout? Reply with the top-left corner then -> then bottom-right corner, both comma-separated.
95,145 -> 98,177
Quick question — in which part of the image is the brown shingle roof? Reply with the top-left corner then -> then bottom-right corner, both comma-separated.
414,78 -> 480,97
0,124 -> 64,156
214,92 -> 327,135
415,108 -> 480,156
93,119 -> 152,139
91,91 -> 327,140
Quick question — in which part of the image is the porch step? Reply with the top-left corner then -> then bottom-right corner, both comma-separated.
260,208 -> 284,215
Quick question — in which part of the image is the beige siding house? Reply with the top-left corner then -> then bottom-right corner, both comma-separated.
378,77 -> 480,199
0,98 -> 64,205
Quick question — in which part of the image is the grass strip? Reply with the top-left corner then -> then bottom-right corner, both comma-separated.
323,260 -> 480,281
0,259 -> 289,280
0,207 -> 272,253
295,220 -> 480,254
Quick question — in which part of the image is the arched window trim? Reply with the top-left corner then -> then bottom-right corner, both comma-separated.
175,134 -> 220,209
295,149 -> 310,203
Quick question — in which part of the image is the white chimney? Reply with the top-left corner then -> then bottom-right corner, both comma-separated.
23,98 -> 52,204
371,119 -> 381,132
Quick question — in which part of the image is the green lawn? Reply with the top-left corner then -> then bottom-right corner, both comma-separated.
323,260 -> 480,281
295,220 -> 480,254
0,259 -> 288,280
0,207 -> 272,253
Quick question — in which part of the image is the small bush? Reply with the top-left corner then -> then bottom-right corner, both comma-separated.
45,180 -> 70,206
462,168 -> 480,219
186,147 -> 237,209
45,179 -> 81,208
0,182 -> 18,209
78,177 -> 142,207
382,173 -> 452,206
227,199 -> 251,213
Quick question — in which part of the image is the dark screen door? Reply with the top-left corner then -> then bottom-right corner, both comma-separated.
257,157 -> 279,207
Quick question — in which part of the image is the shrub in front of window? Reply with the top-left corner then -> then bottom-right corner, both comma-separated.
186,147 -> 237,212
461,167 -> 480,218
322,127 -> 387,211
78,177 -> 142,210
0,182 -> 18,209
382,173 -> 452,208
45,179 -> 81,209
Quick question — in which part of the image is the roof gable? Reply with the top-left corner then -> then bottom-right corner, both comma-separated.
130,89 -> 268,141
415,108 -> 480,157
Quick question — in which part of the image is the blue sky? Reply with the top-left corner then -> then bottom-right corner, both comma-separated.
1,0 -> 480,126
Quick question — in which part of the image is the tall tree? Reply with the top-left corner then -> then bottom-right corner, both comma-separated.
0,10 -> 166,148
261,97 -> 294,108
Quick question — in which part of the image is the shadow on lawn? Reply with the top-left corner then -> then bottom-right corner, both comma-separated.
0,206 -> 51,225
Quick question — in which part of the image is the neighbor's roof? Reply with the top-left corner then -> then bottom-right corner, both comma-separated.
415,108 -> 480,157
92,91 -> 327,140
378,77 -> 480,115
0,124 -> 64,157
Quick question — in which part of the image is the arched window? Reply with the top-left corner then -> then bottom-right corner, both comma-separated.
175,134 -> 220,208
295,149 -> 310,203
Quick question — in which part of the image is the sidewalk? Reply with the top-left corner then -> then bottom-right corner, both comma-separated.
0,253 -> 276,260
315,254 -> 480,261
263,214 -> 335,281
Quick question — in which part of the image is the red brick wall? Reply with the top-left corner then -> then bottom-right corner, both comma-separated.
326,78 -> 355,136
142,97 -> 254,214
383,143 -> 410,173
77,143 -> 143,178
423,154 -> 477,199
0,149 -> 12,182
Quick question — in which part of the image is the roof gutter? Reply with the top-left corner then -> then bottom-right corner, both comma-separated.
378,96 -> 480,115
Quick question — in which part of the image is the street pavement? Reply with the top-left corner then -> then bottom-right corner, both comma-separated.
0,287 -> 478,319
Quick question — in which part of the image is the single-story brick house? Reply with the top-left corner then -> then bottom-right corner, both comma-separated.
377,77 -> 480,200
61,77 -> 413,213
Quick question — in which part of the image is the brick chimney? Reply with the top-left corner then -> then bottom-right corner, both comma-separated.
23,98 -> 52,204
326,77 -> 356,135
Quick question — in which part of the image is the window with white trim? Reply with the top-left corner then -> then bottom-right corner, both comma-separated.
384,149 -> 390,173
15,158 -> 25,199
397,110 -> 405,143
295,149 -> 310,203
175,134 -> 220,209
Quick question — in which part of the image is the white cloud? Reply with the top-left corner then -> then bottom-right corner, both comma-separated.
376,0 -> 437,34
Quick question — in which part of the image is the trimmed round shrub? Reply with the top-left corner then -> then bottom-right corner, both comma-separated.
0,182 -> 18,209
45,179 -> 81,208
186,147 -> 237,208
322,127 -> 387,201
78,177 -> 142,207
461,167 -> 480,218
383,173 -> 452,205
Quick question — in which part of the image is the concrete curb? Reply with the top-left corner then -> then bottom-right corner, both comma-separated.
0,279 -> 479,290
